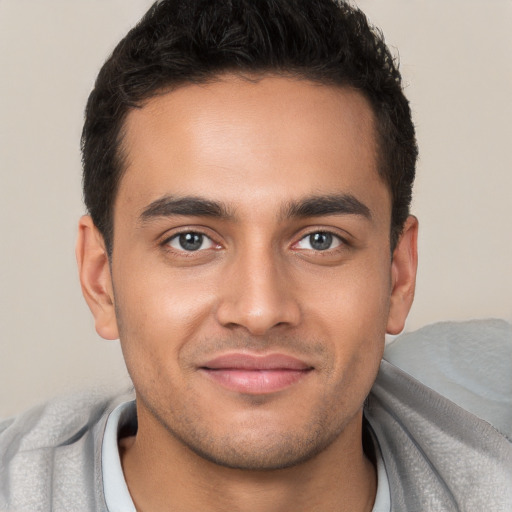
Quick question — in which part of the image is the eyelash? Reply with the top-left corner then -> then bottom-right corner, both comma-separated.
160,228 -> 349,255
293,231 -> 347,252
161,230 -> 220,253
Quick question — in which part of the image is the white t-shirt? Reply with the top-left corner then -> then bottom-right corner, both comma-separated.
101,401 -> 391,512
102,401 -> 137,512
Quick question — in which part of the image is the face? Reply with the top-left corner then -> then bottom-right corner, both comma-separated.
78,75 -> 417,470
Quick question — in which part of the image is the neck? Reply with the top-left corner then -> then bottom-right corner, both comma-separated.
120,407 -> 377,512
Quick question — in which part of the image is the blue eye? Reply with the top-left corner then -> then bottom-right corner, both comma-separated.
167,232 -> 215,252
296,232 -> 342,251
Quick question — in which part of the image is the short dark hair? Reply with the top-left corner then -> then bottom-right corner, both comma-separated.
82,0 -> 417,255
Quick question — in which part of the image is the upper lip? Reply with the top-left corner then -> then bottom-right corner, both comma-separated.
200,353 -> 313,371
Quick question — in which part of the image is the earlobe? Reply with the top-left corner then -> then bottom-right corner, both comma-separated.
386,215 -> 419,335
76,216 -> 119,340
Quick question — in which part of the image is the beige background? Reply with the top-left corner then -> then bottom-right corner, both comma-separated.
1,1 -> 511,418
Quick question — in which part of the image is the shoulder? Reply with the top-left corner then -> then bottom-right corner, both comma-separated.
367,320 -> 512,510
0,387 -> 130,448
0,386 -> 134,512
383,318 -> 512,438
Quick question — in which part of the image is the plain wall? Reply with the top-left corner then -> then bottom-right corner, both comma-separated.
1,0 -> 511,418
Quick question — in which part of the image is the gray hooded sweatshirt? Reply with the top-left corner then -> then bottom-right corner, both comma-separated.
1,320 -> 511,511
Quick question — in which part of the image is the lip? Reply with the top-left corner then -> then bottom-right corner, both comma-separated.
199,353 -> 313,394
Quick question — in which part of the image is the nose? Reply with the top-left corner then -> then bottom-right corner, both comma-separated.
215,245 -> 301,336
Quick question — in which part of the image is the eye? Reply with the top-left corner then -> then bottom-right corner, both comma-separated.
295,232 -> 342,251
167,232 -> 216,252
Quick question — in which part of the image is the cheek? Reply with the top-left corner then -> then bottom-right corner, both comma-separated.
304,252 -> 391,334
112,265 -> 218,376
303,255 -> 390,383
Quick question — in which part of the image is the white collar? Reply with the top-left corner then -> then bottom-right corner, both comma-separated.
101,401 -> 390,512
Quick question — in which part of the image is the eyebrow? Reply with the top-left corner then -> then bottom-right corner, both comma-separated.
139,193 -> 372,223
139,195 -> 234,222
283,194 -> 372,220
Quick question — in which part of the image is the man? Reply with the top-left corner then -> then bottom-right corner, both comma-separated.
0,1 -> 510,511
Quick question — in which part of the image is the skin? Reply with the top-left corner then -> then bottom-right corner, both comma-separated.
77,75 -> 418,511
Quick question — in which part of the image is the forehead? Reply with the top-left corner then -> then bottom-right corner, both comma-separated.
117,75 -> 389,223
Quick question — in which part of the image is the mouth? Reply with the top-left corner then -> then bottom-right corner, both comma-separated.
199,353 -> 314,394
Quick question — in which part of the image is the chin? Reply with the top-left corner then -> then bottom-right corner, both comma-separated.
167,417 -> 344,472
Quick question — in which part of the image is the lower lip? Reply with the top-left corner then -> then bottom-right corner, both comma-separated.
200,368 -> 311,394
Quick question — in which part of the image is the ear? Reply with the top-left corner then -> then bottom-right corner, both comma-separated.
386,215 -> 419,335
76,215 -> 119,340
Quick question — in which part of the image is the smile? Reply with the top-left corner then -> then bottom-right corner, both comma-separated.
199,353 -> 314,394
